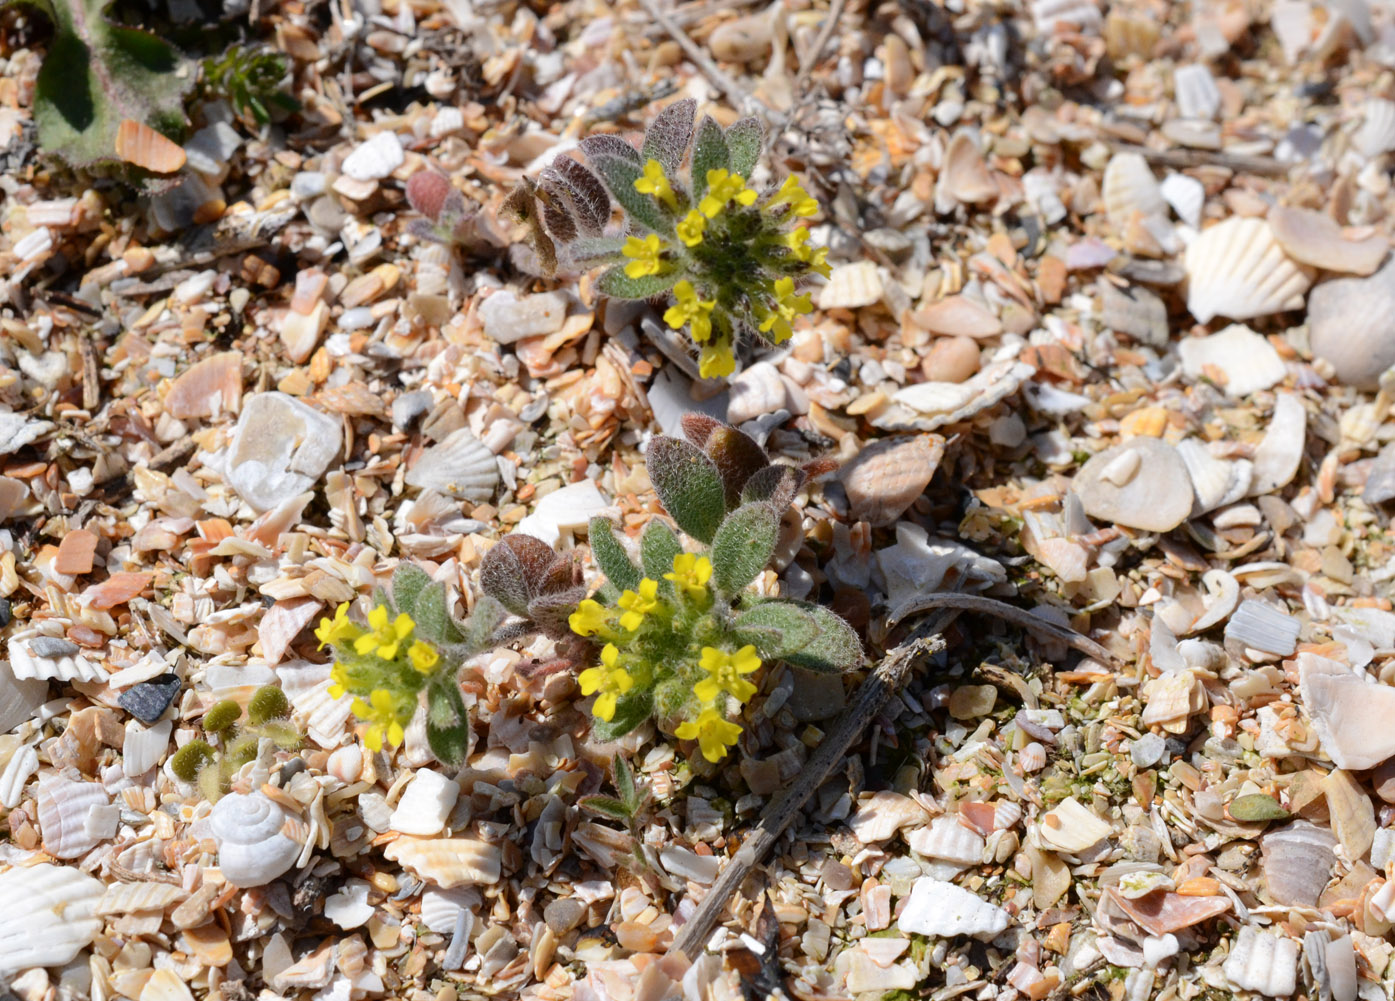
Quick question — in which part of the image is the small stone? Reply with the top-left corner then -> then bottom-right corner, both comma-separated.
226,392 -> 342,512
479,289 -> 569,344
280,301 -> 328,364
789,668 -> 846,722
921,336 -> 980,383
543,898 -> 586,935
707,11 -> 773,63
1372,758 -> 1395,803
948,684 -> 997,719
118,674 -> 181,724
1130,732 -> 1166,768
1229,794 -> 1290,822
30,637 -> 79,658
1072,438 -> 1194,532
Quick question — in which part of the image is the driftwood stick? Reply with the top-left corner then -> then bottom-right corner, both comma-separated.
1108,142 -> 1290,177
886,592 -> 1121,668
636,0 -> 757,116
791,0 -> 845,94
668,612 -> 955,960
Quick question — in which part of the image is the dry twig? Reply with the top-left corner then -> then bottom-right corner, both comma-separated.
635,0 -> 759,116
791,0 -> 846,95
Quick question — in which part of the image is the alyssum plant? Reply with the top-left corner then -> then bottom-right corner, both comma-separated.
484,415 -> 861,762
505,98 -> 830,378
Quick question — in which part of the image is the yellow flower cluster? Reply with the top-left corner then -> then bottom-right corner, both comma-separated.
664,281 -> 715,343
634,159 -> 677,210
699,168 -> 757,218
664,552 -> 712,599
755,277 -> 814,344
678,644 -> 761,761
622,233 -> 666,279
578,644 -> 633,722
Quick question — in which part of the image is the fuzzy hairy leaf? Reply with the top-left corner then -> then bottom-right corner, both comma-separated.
711,503 -> 779,596
590,517 -> 642,593
731,601 -> 821,659
566,235 -> 628,267
590,154 -> 675,233
537,184 -> 578,243
690,116 -> 731,200
642,98 -> 697,175
579,795 -> 632,821
590,689 -> 653,741
781,601 -> 864,673
426,677 -> 470,768
613,753 -> 640,813
640,519 -> 683,595
596,265 -> 680,300
458,594 -> 507,655
740,464 -> 807,511
681,413 -> 725,447
414,581 -> 465,645
480,534 -> 558,617
527,588 -> 585,635
548,156 -> 611,235
372,585 -> 392,612
17,0 -> 192,171
707,426 -> 771,508
725,117 -> 764,178
580,133 -> 643,165
502,179 -> 558,277
647,437 -> 727,544
391,563 -> 432,619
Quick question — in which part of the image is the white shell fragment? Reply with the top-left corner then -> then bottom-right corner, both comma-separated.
384,836 -> 503,888
8,631 -> 104,683
1177,439 -> 1251,515
1307,258 -> 1395,390
1173,64 -> 1220,119
849,791 -> 930,843
404,428 -> 500,501
1224,926 -> 1299,997
905,816 -> 985,866
324,880 -> 375,929
1103,152 -> 1166,228
1160,173 -> 1205,228
1184,217 -> 1313,324
882,360 -> 1035,431
818,261 -> 884,310
95,881 -> 187,915
513,480 -> 610,548
37,775 -> 112,858
1298,653 -> 1395,770
1036,796 -> 1113,854
1249,393 -> 1306,496
0,863 -> 105,976
479,289 -> 569,344
123,719 -> 172,778
1269,204 -> 1388,276
1355,98 -> 1395,158
389,769 -> 459,836
898,877 -> 1010,939
210,791 -> 303,888
342,130 -> 405,181
838,434 -> 945,526
1177,324 -> 1287,397
1225,600 -> 1301,656
226,392 -> 343,512
1072,437 -> 1193,532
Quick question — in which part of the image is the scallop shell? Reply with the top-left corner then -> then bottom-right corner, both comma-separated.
1355,98 -> 1395,158
1307,258 -> 1395,390
1103,152 -> 1166,228
1177,438 -> 1252,514
123,719 -> 172,778
8,630 -> 105,682
838,435 -> 946,527
1161,173 -> 1205,228
277,659 -> 354,748
1249,393 -> 1306,496
1261,820 -> 1336,907
389,770 -> 459,837
404,428 -> 499,501
0,863 -> 105,976
1031,0 -> 1102,33
1184,217 -> 1314,323
817,261 -> 884,310
95,881 -> 188,915
115,119 -> 187,173
384,836 -> 502,888
898,877 -> 1010,939
38,775 -> 111,858
1173,64 -> 1220,119
905,816 -> 985,865
210,791 -> 303,888
1036,796 -> 1112,854
1019,742 -> 1047,771
421,885 -> 484,934
1225,926 -> 1299,997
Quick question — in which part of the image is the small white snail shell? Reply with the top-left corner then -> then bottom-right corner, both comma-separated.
210,791 -> 301,888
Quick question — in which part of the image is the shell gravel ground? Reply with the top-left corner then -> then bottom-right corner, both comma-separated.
2,0 -> 1395,1000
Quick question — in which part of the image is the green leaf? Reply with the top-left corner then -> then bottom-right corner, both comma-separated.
426,678 -> 471,768
690,116 -> 730,201
740,464 -> 807,510
596,265 -> 680,300
527,590 -> 585,636
391,563 -> 432,618
1228,793 -> 1290,822
640,520 -> 683,594
414,582 -> 464,645
731,601 -> 821,659
613,753 -> 640,813
589,154 -> 675,233
247,685 -> 290,725
590,517 -> 642,593
710,503 -> 779,597
566,236 -> 628,267
782,601 -> 864,673
590,689 -> 653,741
646,436 -> 727,544
641,97 -> 696,175
457,594 -> 507,656
706,425 -> 771,508
580,133 -> 643,165
255,720 -> 302,750
579,795 -> 633,821
19,0 -> 192,171
479,538 -> 535,617
725,117 -> 764,178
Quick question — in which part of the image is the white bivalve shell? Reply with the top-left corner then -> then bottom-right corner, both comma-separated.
1036,796 -> 1113,854
905,816 -> 985,866
210,791 -> 303,888
0,863 -> 105,976
389,769 -> 459,836
1173,64 -> 1220,119
1184,217 -> 1313,323
1103,152 -> 1166,228
898,877 -> 1010,939
404,427 -> 499,501
384,836 -> 502,888
1160,173 -> 1205,228
1355,97 -> 1395,158
37,775 -> 112,858
1224,926 -> 1299,997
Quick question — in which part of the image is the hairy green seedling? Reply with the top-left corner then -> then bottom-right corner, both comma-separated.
169,684 -> 300,801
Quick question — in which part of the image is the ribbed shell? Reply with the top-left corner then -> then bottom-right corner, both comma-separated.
1261,820 -> 1336,907
37,775 -> 111,858
817,261 -> 884,310
1103,152 -> 1166,228
839,435 -> 945,527
210,791 -> 302,888
905,816 -> 984,864
123,719 -> 172,778
95,881 -> 188,915
898,877 -> 1010,939
384,836 -> 503,888
1184,217 -> 1313,324
1355,98 -> 1395,158
277,659 -> 354,748
8,631 -> 105,683
1178,439 -> 1251,515
0,743 -> 38,808
1224,926 -> 1299,997
0,863 -> 105,976
421,884 -> 484,934
1173,64 -> 1220,119
1161,174 -> 1204,228
404,428 -> 499,501
1225,599 -> 1301,656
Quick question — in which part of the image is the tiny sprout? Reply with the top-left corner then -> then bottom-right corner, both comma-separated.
202,700 -> 243,734
170,740 -> 216,782
226,734 -> 260,768
247,686 -> 291,725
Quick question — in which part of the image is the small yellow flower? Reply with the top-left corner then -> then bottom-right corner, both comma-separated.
616,578 -> 660,631
663,280 -> 717,343
315,603 -> 362,649
675,707 -> 743,762
353,605 -> 415,660
807,244 -> 831,278
756,276 -> 814,343
569,598 -> 613,638
699,337 -> 736,379
676,210 -> 706,247
328,663 -> 350,701
353,689 -> 406,752
699,169 -> 757,219
622,233 -> 667,279
768,175 -> 819,218
577,644 -> 634,722
694,645 -> 762,704
408,640 -> 439,674
664,552 -> 713,600
634,158 -> 678,210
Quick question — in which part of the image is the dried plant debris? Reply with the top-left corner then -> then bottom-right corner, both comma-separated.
5,0 -> 1395,999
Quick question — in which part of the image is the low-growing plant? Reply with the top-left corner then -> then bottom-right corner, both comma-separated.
202,43 -> 298,126
506,98 -> 830,378
316,564 -> 519,768
169,685 -> 299,801
483,415 -> 860,762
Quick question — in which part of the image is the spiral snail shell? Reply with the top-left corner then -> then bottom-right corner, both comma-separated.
210,791 -> 301,888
